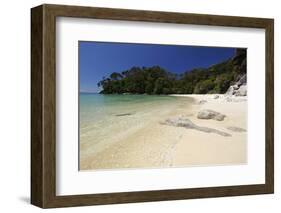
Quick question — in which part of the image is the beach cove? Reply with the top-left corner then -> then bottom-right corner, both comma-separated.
79,94 -> 247,170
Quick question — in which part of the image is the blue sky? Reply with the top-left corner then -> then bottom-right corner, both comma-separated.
79,41 -> 236,93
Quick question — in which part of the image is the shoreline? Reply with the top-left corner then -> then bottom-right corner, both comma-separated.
80,94 -> 247,170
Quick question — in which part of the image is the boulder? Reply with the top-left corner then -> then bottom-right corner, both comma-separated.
197,109 -> 226,121
235,85 -> 247,96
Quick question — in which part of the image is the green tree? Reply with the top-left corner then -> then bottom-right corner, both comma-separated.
194,79 -> 215,94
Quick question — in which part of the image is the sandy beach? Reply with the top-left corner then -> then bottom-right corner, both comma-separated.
80,94 -> 247,170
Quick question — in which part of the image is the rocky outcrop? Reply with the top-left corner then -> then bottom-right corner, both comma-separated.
225,74 -> 247,96
197,109 -> 226,121
161,117 -> 231,137
235,85 -> 247,96
225,85 -> 237,96
236,74 -> 246,86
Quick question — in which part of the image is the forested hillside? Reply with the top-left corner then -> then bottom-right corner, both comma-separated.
97,48 -> 246,95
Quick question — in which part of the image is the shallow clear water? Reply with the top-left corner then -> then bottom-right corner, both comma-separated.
80,94 -> 182,124
79,93 -> 193,155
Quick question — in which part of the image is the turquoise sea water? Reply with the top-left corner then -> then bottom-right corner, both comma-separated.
80,93 -> 184,127
79,93 -> 193,156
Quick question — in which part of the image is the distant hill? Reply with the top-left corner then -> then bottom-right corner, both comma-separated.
97,48 -> 246,95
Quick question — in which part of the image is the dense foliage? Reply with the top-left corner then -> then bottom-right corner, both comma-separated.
97,49 -> 246,94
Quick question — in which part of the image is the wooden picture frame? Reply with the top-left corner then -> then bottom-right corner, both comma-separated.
31,4 -> 274,208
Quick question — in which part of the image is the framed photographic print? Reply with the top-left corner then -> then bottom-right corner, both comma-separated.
31,4 -> 274,208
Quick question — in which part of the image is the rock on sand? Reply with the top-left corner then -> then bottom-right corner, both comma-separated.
197,109 -> 226,121
161,117 -> 231,137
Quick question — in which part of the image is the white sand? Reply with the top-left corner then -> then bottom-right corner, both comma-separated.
80,94 -> 247,170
